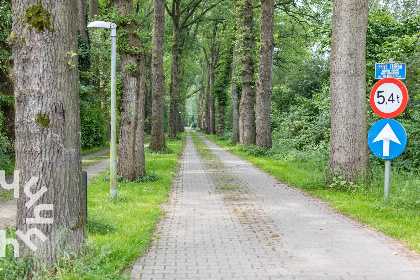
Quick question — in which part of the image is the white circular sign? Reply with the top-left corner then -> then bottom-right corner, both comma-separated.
370,78 -> 408,118
373,83 -> 403,113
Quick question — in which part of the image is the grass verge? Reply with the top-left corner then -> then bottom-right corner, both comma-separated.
198,131 -> 420,254
0,133 -> 186,279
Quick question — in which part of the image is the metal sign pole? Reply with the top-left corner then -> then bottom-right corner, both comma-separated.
384,160 -> 391,204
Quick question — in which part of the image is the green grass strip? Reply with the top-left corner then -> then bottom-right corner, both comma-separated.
0,133 -> 186,279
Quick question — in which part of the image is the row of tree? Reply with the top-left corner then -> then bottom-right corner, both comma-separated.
1,0 -> 418,269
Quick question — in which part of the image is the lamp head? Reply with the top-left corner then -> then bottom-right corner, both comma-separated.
87,21 -> 116,29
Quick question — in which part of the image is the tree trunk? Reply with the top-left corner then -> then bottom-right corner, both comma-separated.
77,0 -> 88,43
231,1 -> 240,144
256,0 -> 275,149
169,0 -> 181,140
197,68 -> 204,130
89,0 -> 99,22
145,54 -> 152,134
231,42 -> 240,143
238,0 -> 256,145
205,58 -> 211,134
150,0 -> 166,150
12,0 -> 85,266
328,0 -> 370,182
116,0 -> 146,180
117,52 -> 146,180
209,61 -> 216,135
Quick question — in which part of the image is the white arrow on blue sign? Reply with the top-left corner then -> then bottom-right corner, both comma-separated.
368,119 -> 407,160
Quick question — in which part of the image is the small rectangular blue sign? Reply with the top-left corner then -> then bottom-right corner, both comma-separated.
375,63 -> 406,79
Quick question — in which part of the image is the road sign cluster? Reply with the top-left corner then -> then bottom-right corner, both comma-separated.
368,75 -> 408,160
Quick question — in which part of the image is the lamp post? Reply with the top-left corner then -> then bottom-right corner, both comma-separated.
87,21 -> 118,200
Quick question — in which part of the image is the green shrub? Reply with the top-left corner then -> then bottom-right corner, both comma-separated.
79,84 -> 108,149
134,173 -> 159,183
0,111 -> 13,173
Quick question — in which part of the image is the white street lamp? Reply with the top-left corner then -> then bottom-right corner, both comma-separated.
87,21 -> 118,200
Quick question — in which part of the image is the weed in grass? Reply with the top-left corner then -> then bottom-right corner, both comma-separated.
135,173 -> 159,183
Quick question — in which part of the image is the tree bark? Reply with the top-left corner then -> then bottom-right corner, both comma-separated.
117,53 -> 147,181
328,0 -> 370,182
256,0 -> 275,149
12,0 -> 85,266
77,0 -> 88,43
238,0 -> 256,145
145,54 -> 152,134
150,0 -> 166,150
115,0 -> 146,180
169,15 -> 180,140
231,0 -> 240,143
89,0 -> 99,22
231,42 -> 239,143
209,60 -> 216,135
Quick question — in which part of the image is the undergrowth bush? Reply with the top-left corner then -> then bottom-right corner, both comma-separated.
79,84 -> 108,149
0,111 -> 13,173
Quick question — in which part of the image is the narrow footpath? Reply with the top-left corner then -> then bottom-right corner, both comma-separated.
131,130 -> 420,280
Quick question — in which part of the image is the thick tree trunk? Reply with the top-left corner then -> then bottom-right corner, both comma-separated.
328,0 -> 370,182
238,0 -> 256,144
169,32 -> 180,139
117,52 -> 146,180
150,0 -> 166,150
12,0 -> 85,266
89,0 -> 99,22
77,0 -> 88,43
116,0 -> 146,180
256,0 -> 275,149
169,0 -> 181,140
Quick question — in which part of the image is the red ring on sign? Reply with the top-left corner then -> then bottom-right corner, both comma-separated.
370,77 -> 408,118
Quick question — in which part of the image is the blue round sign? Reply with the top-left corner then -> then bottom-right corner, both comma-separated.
368,119 -> 407,160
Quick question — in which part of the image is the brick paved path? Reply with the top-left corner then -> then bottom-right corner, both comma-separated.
131,130 -> 420,280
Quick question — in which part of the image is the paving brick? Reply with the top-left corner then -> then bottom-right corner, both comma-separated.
130,130 -> 420,279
